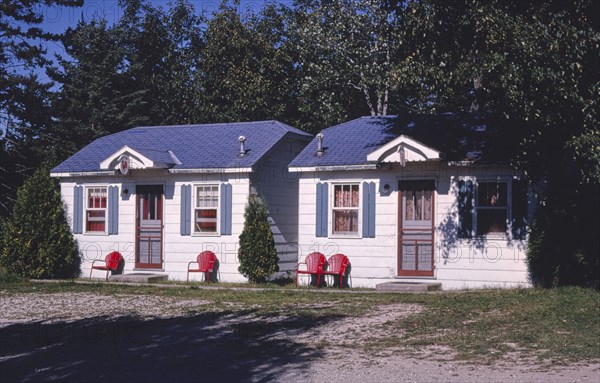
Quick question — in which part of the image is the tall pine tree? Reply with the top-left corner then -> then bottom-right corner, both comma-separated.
1,0 -> 82,217
49,18 -> 150,161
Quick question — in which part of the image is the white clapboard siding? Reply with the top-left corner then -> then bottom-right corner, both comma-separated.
162,174 -> 250,282
296,163 -> 532,289
60,136 -> 309,283
252,138 -> 309,272
62,173 -> 251,282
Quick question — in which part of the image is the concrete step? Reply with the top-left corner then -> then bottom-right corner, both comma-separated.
375,282 -> 442,292
109,273 -> 168,283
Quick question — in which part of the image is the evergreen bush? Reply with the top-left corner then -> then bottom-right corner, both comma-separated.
238,195 -> 279,283
0,166 -> 80,279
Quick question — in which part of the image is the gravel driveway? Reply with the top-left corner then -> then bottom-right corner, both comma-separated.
1,291 -> 598,382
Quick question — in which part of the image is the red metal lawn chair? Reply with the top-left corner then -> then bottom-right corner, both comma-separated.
187,251 -> 218,283
90,251 -> 123,281
323,253 -> 351,288
296,252 -> 327,287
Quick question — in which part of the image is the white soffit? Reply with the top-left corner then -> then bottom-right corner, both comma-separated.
366,135 -> 441,163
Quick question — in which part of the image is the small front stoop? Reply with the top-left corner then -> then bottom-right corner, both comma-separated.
109,273 -> 168,283
375,282 -> 442,292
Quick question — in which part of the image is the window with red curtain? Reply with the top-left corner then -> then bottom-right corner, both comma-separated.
86,187 -> 107,232
194,185 -> 219,233
332,184 -> 359,234
476,182 -> 507,234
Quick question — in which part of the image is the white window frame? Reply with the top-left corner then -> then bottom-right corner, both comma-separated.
459,177 -> 513,238
330,183 -> 361,237
85,186 -> 108,235
193,184 -> 220,236
475,180 -> 510,236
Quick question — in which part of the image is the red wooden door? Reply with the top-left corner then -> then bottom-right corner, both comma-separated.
398,181 -> 435,277
136,185 -> 163,269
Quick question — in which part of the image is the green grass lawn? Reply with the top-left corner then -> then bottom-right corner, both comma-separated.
1,280 -> 598,364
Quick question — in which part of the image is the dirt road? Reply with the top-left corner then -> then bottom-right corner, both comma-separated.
1,292 -> 598,382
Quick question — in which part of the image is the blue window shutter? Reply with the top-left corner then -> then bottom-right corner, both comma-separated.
370,182 -> 377,237
185,185 -> 192,235
368,182 -> 376,237
316,183 -> 322,237
457,180 -> 474,238
108,186 -> 119,235
316,183 -> 328,237
220,183 -> 232,235
73,186 -> 83,234
362,183 -> 369,237
180,184 -> 191,236
321,183 -> 329,237
362,182 -> 376,238
511,180 -> 528,240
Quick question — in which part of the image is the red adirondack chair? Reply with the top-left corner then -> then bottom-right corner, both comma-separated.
296,252 -> 327,287
90,251 -> 123,281
323,253 -> 351,288
187,251 -> 218,283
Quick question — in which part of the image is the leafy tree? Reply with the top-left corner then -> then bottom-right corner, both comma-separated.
238,195 -> 279,283
196,1 -> 294,124
0,166 -> 80,279
286,0 -> 429,131
404,0 -> 599,182
403,0 -> 600,287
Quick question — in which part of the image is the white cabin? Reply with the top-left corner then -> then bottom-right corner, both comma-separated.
289,115 -> 534,289
51,121 -> 311,282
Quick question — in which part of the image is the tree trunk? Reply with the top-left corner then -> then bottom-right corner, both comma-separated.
363,85 -> 376,116
470,77 -> 484,112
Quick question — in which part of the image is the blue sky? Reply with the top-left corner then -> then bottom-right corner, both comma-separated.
39,1 -> 291,34
37,0 -> 293,70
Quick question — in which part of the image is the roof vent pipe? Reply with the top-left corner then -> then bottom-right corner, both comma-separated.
238,136 -> 247,156
316,133 -> 324,156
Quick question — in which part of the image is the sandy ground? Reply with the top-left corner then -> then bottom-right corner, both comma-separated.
1,291 -> 598,383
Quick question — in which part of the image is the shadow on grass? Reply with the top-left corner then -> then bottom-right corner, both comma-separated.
0,311 -> 337,382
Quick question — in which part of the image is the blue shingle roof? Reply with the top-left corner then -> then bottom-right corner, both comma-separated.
130,147 -> 178,165
289,116 -> 397,168
289,113 -> 521,167
52,120 -> 311,173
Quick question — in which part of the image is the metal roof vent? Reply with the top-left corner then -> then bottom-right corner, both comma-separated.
238,136 -> 247,156
316,133 -> 325,156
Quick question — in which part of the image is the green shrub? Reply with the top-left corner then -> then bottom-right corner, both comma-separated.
527,184 -> 599,289
238,195 -> 279,283
0,267 -> 23,283
0,166 -> 80,279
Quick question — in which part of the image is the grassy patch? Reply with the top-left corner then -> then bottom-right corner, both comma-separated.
1,282 -> 598,364
384,287 -> 600,363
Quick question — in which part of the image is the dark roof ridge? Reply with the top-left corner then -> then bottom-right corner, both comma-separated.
132,119 -> 274,129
